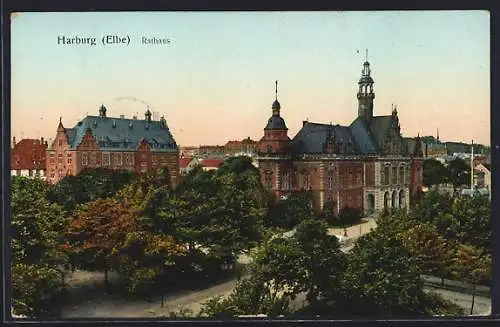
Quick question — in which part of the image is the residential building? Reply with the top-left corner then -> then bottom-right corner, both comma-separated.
474,163 -> 491,197
179,156 -> 201,175
46,105 -> 179,186
11,137 -> 48,179
200,158 -> 224,171
257,61 -> 424,215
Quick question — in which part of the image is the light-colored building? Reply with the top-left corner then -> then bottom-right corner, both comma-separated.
474,163 -> 491,198
179,156 -> 201,175
200,158 -> 224,171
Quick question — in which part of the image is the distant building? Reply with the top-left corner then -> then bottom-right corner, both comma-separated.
474,163 -> 491,199
180,146 -> 198,157
224,137 -> 259,155
424,130 -> 447,159
179,156 -> 200,175
200,158 -> 224,171
11,137 -> 48,179
46,105 -> 179,186
198,145 -> 225,157
257,61 -> 424,216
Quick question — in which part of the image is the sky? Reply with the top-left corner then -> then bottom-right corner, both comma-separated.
11,11 -> 490,146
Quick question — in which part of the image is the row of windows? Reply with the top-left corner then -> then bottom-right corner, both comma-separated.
81,152 -> 134,166
383,165 -> 409,185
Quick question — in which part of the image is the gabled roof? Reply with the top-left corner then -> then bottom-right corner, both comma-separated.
290,122 -> 358,154
179,156 -> 194,169
369,115 -> 392,149
200,158 -> 224,168
349,117 -> 378,154
63,115 -> 178,152
11,139 -> 47,170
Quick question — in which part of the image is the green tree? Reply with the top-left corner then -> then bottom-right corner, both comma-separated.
449,195 -> 491,252
48,168 -> 134,214
423,159 -> 448,186
400,223 -> 455,283
267,191 -> 313,229
293,218 -> 347,309
10,177 -> 70,317
447,158 -> 470,188
342,230 -> 428,315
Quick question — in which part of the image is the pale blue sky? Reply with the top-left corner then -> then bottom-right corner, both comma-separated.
11,11 -> 490,146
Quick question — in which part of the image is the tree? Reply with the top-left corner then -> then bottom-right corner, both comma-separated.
10,177 -> 70,317
66,198 -> 138,289
449,195 -> 491,252
447,158 -> 470,188
48,168 -> 134,214
451,244 -> 491,314
423,159 -> 448,187
400,223 -> 455,283
293,218 -> 347,309
341,230 -> 428,315
339,207 -> 362,226
267,191 -> 313,229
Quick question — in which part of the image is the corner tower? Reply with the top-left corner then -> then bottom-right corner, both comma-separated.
257,81 -> 292,200
357,51 -> 375,122
258,81 -> 291,154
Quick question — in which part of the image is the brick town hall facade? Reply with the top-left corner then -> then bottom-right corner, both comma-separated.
46,106 -> 179,186
258,60 -> 424,215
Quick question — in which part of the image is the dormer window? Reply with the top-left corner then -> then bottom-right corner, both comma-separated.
112,120 -> 116,128
129,122 -> 133,129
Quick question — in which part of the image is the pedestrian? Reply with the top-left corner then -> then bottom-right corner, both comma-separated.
344,227 -> 348,237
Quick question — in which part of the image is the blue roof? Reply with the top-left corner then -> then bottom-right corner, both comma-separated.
349,117 -> 378,154
66,115 -> 178,152
291,122 -> 358,154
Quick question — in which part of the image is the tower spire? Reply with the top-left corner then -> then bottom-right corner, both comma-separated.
275,80 -> 278,101
365,48 -> 368,62
437,128 -> 440,142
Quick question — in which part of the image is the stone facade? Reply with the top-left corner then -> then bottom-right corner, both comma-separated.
258,64 -> 424,216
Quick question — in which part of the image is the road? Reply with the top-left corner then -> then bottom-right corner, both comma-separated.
60,216 -> 490,317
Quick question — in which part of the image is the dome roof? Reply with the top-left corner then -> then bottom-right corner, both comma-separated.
265,115 -> 287,130
358,75 -> 374,84
272,100 -> 281,110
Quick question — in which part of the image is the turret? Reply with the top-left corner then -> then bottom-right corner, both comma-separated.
357,50 -> 375,123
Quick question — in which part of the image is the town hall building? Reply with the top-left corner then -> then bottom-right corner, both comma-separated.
257,60 -> 424,215
46,106 -> 179,186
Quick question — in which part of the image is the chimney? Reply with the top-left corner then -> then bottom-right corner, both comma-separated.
41,137 -> 44,144
120,115 -> 125,119
12,136 -> 16,148
133,115 -> 137,120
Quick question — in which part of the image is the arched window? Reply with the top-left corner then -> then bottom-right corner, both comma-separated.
399,166 -> 405,185
327,171 -> 334,190
392,166 -> 397,184
384,166 -> 390,185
